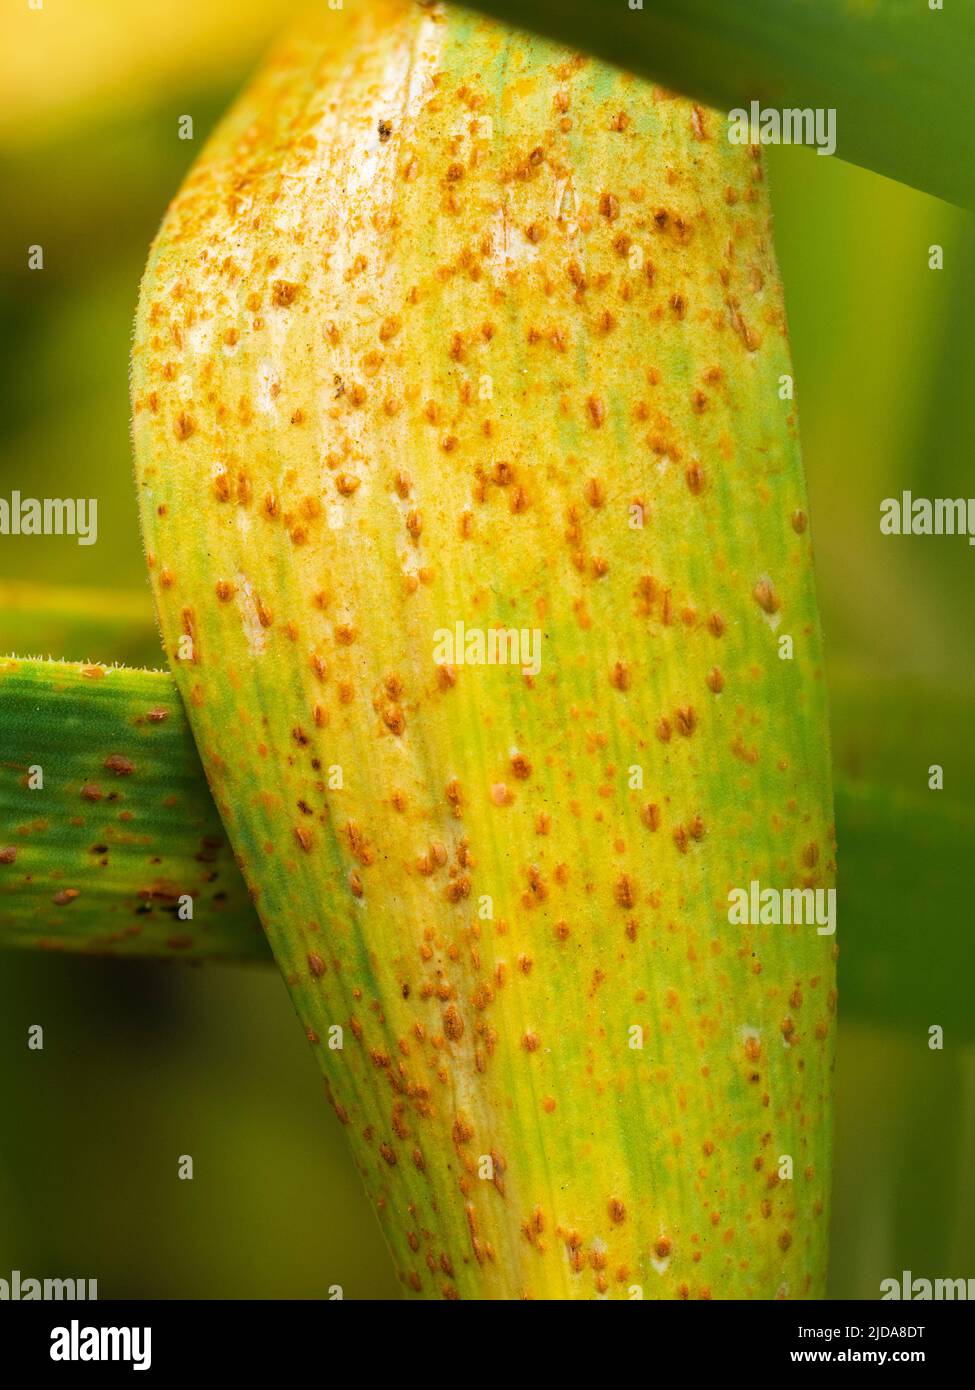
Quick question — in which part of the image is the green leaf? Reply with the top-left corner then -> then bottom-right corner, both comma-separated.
0,657 -> 267,962
467,0 -> 974,208
831,666 -> 975,1039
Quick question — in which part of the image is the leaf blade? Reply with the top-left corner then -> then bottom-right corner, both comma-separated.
0,657 -> 267,962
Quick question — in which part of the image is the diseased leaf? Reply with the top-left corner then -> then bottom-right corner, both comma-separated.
2,659 -> 970,1040
468,0 -> 975,208
131,1 -> 834,1299
0,658 -> 266,962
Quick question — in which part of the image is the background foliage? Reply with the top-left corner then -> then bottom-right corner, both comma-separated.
0,0 -> 972,1298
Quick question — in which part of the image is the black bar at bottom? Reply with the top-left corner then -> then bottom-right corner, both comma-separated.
0,1297 -> 969,1375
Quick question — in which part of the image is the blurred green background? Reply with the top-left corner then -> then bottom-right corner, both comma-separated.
0,0 -> 972,1298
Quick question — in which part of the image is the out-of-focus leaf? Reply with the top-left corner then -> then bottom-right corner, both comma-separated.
829,1023 -> 975,1298
0,583 -> 161,669
0,0 -> 301,147
830,665 -> 975,1039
